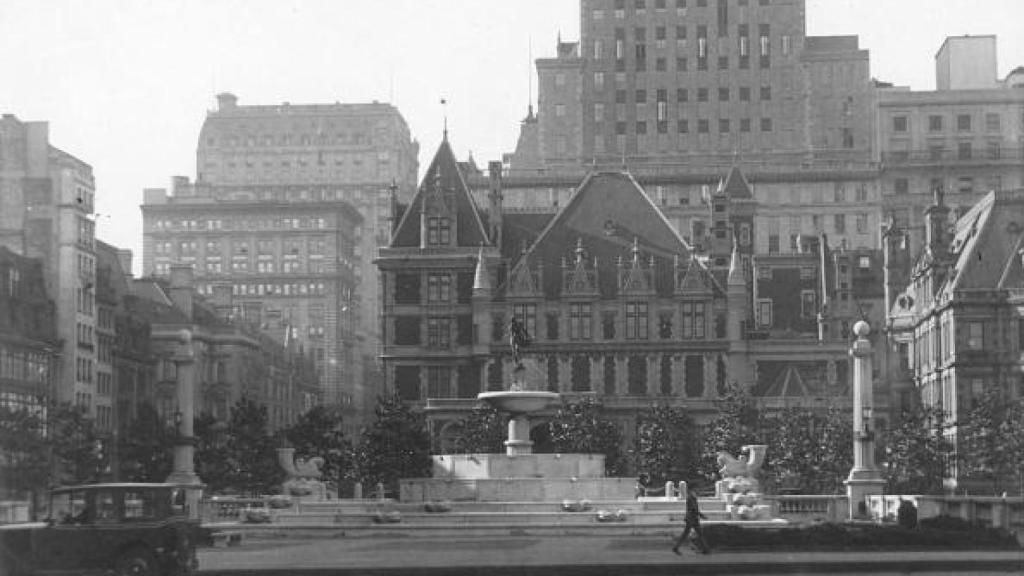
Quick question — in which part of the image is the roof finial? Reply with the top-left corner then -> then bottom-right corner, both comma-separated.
575,237 -> 585,264
631,237 -> 641,263
440,98 -> 448,141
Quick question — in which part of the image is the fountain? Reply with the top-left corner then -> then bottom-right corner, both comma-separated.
400,319 -> 635,502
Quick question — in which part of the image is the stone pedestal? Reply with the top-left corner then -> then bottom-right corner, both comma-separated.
506,415 -> 534,456
845,321 -> 885,519
166,330 -> 202,519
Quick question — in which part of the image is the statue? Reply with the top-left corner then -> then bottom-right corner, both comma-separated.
716,445 -> 770,520
508,317 -> 532,372
277,447 -> 328,500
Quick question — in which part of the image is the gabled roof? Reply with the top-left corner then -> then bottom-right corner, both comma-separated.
718,165 -> 753,199
505,171 -> 692,299
390,138 -> 490,248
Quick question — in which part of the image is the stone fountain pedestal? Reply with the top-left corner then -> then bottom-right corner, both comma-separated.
400,387 -> 635,502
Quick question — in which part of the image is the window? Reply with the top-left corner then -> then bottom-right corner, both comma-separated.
740,118 -> 751,132
957,114 -> 972,132
834,214 -> 846,234
676,88 -> 688,102
625,302 -> 649,340
718,87 -> 730,101
681,302 -> 706,339
512,304 -> 537,339
986,141 -> 1001,160
697,88 -> 708,102
894,178 -> 909,195
757,299 -> 772,328
856,214 -> 868,234
594,72 -> 605,90
957,177 -> 974,194
957,142 -> 972,160
893,116 -> 908,132
677,119 -> 689,133
427,216 -> 451,245
698,119 -> 710,133
929,115 -> 943,131
719,119 -> 730,133
427,366 -> 453,398
636,121 -> 648,134
569,303 -> 593,340
760,86 -> 772,101
427,317 -> 452,348
760,118 -> 772,132
739,87 -> 750,101
968,322 -> 984,350
985,113 -> 1001,132
800,290 -> 817,319
427,274 -> 451,303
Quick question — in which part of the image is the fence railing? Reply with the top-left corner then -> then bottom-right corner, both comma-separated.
200,497 -> 267,524
765,495 -> 847,523
868,494 -> 1024,531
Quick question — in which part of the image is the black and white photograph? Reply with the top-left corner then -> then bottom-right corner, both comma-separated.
1,1 -> 1023,574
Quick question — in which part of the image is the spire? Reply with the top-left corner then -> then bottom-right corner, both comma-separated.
728,234 -> 744,286
440,98 -> 448,141
473,245 -> 491,292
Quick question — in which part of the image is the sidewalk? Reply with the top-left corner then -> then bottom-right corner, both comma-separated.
198,534 -> 1024,575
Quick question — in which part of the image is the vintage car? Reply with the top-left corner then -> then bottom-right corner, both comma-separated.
0,483 -> 199,576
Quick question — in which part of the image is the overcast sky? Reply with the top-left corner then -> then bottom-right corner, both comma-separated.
2,0 -> 1022,274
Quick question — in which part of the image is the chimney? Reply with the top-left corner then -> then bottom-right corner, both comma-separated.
488,161 -> 504,247
116,249 -> 133,277
168,264 -> 195,320
171,176 -> 191,197
216,92 -> 238,111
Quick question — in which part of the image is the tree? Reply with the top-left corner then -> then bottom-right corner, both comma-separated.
697,381 -> 763,484
451,404 -> 505,455
353,394 -> 431,493
47,402 -> 102,485
633,405 -> 697,485
882,405 -> 955,495
959,390 -> 1024,494
194,412 -> 232,493
223,396 -> 282,496
117,403 -> 174,483
283,405 -> 352,487
0,402 -> 51,513
762,406 -> 852,494
547,397 -> 625,476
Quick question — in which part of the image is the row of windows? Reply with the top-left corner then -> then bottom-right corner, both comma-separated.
0,346 -> 51,383
887,141 -> 1009,163
205,131 -> 374,149
397,353 -> 719,401
504,302 -> 713,343
153,257 -> 330,277
601,85 -> 773,105
891,112 -> 1003,134
600,0 -> 772,19
152,217 -> 331,232
890,175 -> 1004,196
601,117 -> 775,135
76,322 -> 94,349
76,357 -> 94,384
155,237 -> 328,257
190,282 -> 329,298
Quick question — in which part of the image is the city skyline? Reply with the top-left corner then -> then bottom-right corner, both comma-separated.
2,0 -> 1023,272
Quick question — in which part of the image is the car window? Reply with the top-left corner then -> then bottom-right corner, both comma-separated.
124,490 -> 159,520
57,491 -> 89,524
95,490 -> 117,522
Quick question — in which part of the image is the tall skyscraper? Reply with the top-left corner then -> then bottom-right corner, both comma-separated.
142,94 -> 419,428
0,115 -> 102,425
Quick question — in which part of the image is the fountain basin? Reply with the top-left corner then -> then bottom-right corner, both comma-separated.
478,391 -> 560,414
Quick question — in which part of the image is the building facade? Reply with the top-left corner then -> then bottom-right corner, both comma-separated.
380,139 -> 891,454
129,266 -> 319,433
142,94 -> 419,427
0,115 -> 100,425
877,38 -> 1024,262
887,188 -> 1024,488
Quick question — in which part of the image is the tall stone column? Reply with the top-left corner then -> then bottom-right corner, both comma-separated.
845,321 -> 885,520
166,329 -> 202,519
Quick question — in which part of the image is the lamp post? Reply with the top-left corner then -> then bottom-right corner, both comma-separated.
845,321 -> 885,520
166,329 -> 202,518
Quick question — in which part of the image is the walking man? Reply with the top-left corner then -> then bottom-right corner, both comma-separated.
672,489 -> 710,555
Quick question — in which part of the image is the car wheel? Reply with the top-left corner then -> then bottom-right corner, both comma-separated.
114,547 -> 156,576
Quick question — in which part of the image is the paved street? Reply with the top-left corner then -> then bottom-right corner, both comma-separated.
199,535 -> 1024,575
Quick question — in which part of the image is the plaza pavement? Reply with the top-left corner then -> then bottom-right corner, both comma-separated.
199,534 -> 1024,575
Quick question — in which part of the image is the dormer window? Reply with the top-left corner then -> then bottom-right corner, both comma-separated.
427,216 -> 451,245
